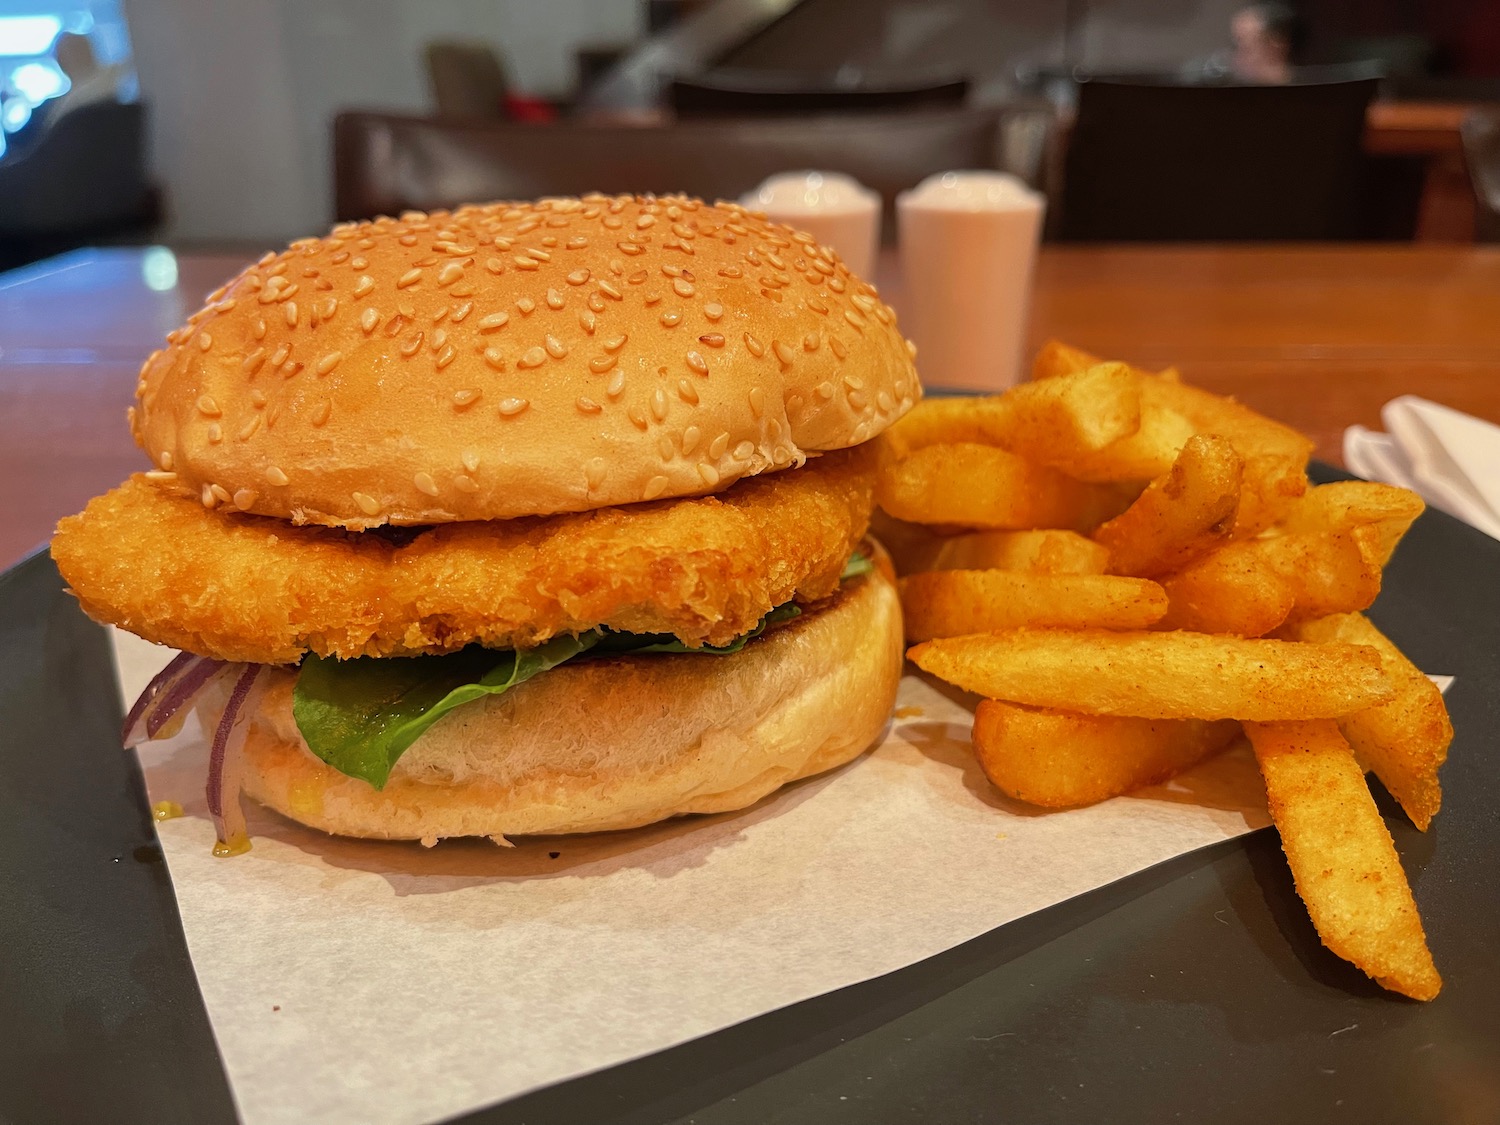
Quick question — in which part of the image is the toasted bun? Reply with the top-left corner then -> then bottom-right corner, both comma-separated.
234,564 -> 902,840
132,195 -> 919,529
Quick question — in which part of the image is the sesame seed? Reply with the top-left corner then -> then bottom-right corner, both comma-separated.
829,336 -> 848,360
206,423 -> 223,444
454,474 -> 479,494
461,449 -> 480,473
200,484 -> 218,509
436,344 -> 457,369
197,333 -> 213,352
743,334 -> 765,358
749,387 -> 765,416
733,440 -> 755,460
829,276 -> 847,293
566,269 -> 591,286
676,379 -> 698,404
311,400 -> 332,427
280,361 -> 302,379
518,347 -> 546,368
851,292 -> 875,312
578,309 -> 596,334
585,457 -> 607,488
266,466 -> 289,487
352,491 -> 381,516
399,332 -> 425,357
849,390 -> 868,410
644,291 -> 663,306
660,311 -> 682,328
603,216 -> 623,230
253,319 -> 267,340
452,388 -> 481,408
844,374 -> 865,390
197,395 -> 222,417
587,293 -> 606,313
698,462 -> 720,486
719,266 -> 743,278
546,288 -> 565,310
516,297 -> 536,315
877,390 -> 895,413
589,354 -> 617,374
709,432 -> 729,459
238,416 -> 262,440
242,349 -> 267,375
315,351 -> 343,376
544,334 -> 567,359
815,381 -> 835,400
703,302 -> 724,321
643,475 -> 669,500
452,301 -> 473,322
526,247 -> 550,261
514,257 -> 539,271
566,236 -> 589,250
618,242 -> 644,256
772,340 -> 796,366
361,308 -> 380,334
606,370 -> 626,398
210,483 -> 232,503
497,397 -> 530,416
597,280 -> 623,301
483,347 -> 506,371
636,214 -> 656,229
576,396 -> 602,414
673,278 -> 695,298
478,312 -> 510,333
843,309 -> 868,331
657,434 -> 674,461
399,234 -> 418,247
249,388 -> 268,407
485,258 -> 506,275
627,406 -> 648,430
413,471 -> 439,496
283,302 -> 301,328
431,328 -> 448,351
352,256 -> 369,270
804,332 -> 821,351
144,469 -> 176,482
437,261 -> 465,286
685,350 -> 708,375
650,389 -> 668,421
603,334 -> 627,353
397,268 -> 423,288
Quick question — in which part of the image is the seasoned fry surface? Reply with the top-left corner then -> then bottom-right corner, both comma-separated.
1246,720 -> 1442,1000
53,448 -> 875,663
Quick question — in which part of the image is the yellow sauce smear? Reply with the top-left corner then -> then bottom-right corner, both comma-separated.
212,834 -> 252,858
152,800 -> 185,821
893,706 -> 926,719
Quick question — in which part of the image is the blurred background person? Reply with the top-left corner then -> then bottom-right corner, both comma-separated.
1230,2 -> 1306,84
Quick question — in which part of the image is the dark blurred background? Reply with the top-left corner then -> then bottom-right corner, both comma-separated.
2,0 -> 1499,267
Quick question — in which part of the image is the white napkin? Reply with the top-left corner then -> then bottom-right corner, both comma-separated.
1344,396 -> 1500,540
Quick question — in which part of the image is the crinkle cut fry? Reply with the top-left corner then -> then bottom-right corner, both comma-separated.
51,447 -> 875,664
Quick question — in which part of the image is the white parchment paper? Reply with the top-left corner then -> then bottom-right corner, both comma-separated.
112,628 -> 1272,1125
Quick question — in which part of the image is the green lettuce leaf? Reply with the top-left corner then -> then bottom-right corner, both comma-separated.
292,633 -> 596,789
291,550 -> 871,788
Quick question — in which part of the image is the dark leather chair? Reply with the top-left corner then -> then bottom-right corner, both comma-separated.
667,68 -> 969,117
0,99 -> 155,268
1058,76 -> 1380,241
1460,108 -> 1500,243
332,108 -> 1003,230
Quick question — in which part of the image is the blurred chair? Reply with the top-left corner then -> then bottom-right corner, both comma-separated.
332,107 -> 1003,232
0,100 -> 155,269
425,41 -> 511,119
1058,76 -> 1380,241
1461,108 -> 1500,243
667,68 -> 969,117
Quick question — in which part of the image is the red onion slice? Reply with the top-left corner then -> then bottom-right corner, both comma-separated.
206,663 -> 266,856
122,652 -> 226,747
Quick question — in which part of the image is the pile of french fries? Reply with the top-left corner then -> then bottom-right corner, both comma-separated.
881,341 -> 1453,1001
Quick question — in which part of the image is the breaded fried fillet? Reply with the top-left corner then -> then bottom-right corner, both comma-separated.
53,446 -> 874,664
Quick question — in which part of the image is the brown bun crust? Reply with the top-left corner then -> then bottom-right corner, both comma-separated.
234,564 -> 903,840
133,195 -> 919,529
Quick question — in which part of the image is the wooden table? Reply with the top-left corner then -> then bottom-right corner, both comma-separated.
4,244 -> 1500,570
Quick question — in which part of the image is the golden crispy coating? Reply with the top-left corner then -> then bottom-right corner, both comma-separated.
52,447 -> 874,664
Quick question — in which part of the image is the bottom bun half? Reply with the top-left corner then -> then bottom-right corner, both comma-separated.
236,565 -> 903,841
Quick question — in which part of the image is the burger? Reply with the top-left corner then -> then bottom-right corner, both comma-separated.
51,195 -> 919,852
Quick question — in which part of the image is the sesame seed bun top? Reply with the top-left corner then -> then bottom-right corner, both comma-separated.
130,194 -> 920,528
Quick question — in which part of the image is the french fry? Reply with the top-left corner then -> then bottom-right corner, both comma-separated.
900,571 -> 1168,641
882,365 -> 1141,464
876,442 -> 1129,532
973,702 -> 1240,808
1060,401 -> 1197,483
1287,613 -> 1451,830
1157,544 -> 1297,636
1139,379 -> 1312,533
1032,339 -> 1103,379
1245,720 -> 1442,1000
929,529 -> 1110,575
908,629 -> 1393,721
1268,527 -> 1384,622
1093,434 -> 1242,577
1281,481 -> 1425,565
